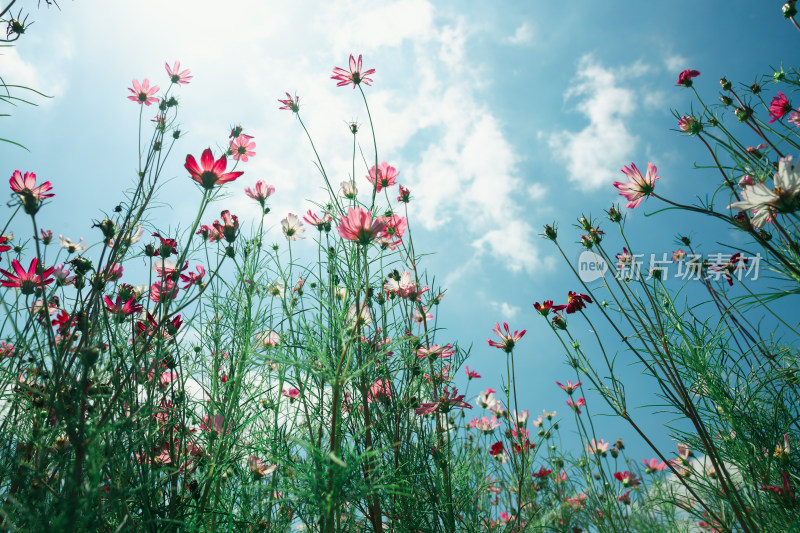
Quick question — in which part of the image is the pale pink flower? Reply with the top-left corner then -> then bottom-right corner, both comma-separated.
414,344 -> 454,361
165,61 -> 192,85
303,210 -> 332,230
248,454 -> 277,477
244,181 -> 275,206
788,111 -> 800,127
487,322 -> 526,353
282,388 -> 300,400
587,438 -> 609,455
59,235 -> 86,254
556,380 -> 581,395
230,135 -> 256,162
150,279 -> 179,303
643,458 -> 667,474
331,54 -> 375,88
477,388 -> 499,410
613,162 -> 660,208
337,207 -> 387,245
127,78 -> 160,106
340,180 -> 358,199
367,162 -> 398,192
277,92 -> 300,112
729,155 -> 800,228
258,329 -> 281,348
470,415 -> 501,433
412,305 -> 433,324
201,414 -> 228,436
281,213 -> 305,241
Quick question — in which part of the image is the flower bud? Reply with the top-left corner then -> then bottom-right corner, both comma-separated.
784,1 -> 798,18
543,224 -> 558,241
607,206 -> 622,223
719,95 -> 733,106
735,107 -> 753,122
720,77 -> 732,91
749,83 -> 761,95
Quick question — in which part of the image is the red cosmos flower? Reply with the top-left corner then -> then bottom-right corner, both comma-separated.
618,490 -> 632,505
713,253 -> 748,286
677,69 -> 700,87
465,366 -> 481,379
613,471 -> 641,487
0,236 -> 10,254
769,92 -> 793,123
533,300 -> 554,316
367,162 -> 398,192
556,380 -> 582,395
10,170 -> 54,214
489,441 -> 504,456
103,295 -> 143,318
277,92 -> 300,112
397,185 -> 411,203
165,61 -> 192,85
230,135 -> 256,162
303,210 -> 332,230
185,148 -> 244,190
282,388 -> 300,400
487,322 -> 527,353
532,467 -> 552,478
415,387 -> 471,415
331,54 -> 375,88
51,309 -> 76,335
554,291 -> 593,314
337,207 -> 387,245
196,224 -> 223,242
151,232 -> 178,258
213,210 -> 239,243
127,78 -> 160,105
0,258 -> 55,295
180,264 -> 206,289
244,181 -> 276,207
613,162 -> 660,209
760,471 -> 793,499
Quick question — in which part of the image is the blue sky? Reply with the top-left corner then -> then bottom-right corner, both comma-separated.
2,0 -> 796,459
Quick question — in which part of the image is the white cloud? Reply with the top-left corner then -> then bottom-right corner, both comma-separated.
665,53 -> 688,73
0,46 -> 67,101
490,301 -> 520,320
505,23 -> 533,45
547,55 -> 639,190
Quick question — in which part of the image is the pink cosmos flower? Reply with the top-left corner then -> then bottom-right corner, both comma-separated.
487,322 -> 527,353
282,388 -> 300,400
788,111 -> 800,127
412,305 -> 433,324
678,115 -> 700,133
465,366 -> 481,379
150,279 -> 179,303
415,387 -> 471,415
567,397 -> 586,414
377,214 -> 407,250
185,148 -> 244,189
337,207 -> 387,245
248,454 -> 277,477
180,264 -> 206,289
677,442 -> 691,460
618,490 -> 632,505
127,78 -> 160,105
165,61 -> 192,85
331,54 -> 375,88
214,210 -> 239,243
201,414 -> 229,436
59,235 -> 87,254
258,329 -> 281,348
677,69 -> 700,87
470,415 -> 500,432
368,379 -> 392,403
556,380 -> 582,395
230,135 -> 256,162
415,343 -> 454,361
643,458 -> 667,474
397,185 -> 411,203
277,92 -> 300,112
52,264 -> 74,285
769,92 -> 793,123
672,249 -> 687,261
244,180 -> 275,206
0,258 -> 54,295
553,291 -> 593,314
303,210 -> 332,230
613,162 -> 660,208
103,295 -> 143,318
281,213 -> 305,241
10,170 -> 54,202
587,438 -> 609,455
367,162 -> 398,192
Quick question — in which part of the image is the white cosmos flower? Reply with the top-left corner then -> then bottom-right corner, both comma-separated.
729,155 -> 800,228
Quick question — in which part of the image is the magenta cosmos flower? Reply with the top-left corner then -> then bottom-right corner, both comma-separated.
277,92 -> 300,112
10,170 -> 54,214
613,162 -> 660,208
230,135 -> 256,162
165,61 -> 192,85
367,162 -> 398,192
127,78 -> 160,105
769,92 -> 793,123
331,54 -> 375,88
677,69 -> 700,87
185,148 -> 244,190
0,258 -> 55,295
337,207 -> 387,245
487,322 -> 526,353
